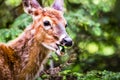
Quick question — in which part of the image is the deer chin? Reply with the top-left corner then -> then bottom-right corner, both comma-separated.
41,43 -> 65,56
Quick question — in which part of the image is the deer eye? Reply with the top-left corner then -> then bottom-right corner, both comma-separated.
43,21 -> 51,26
43,20 -> 52,30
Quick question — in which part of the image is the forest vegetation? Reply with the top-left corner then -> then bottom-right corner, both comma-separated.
0,0 -> 120,79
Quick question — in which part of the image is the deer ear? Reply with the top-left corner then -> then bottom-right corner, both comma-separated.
22,0 -> 42,15
52,0 -> 64,12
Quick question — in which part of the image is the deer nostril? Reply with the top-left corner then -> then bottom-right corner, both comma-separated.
65,40 -> 72,47
61,37 -> 73,47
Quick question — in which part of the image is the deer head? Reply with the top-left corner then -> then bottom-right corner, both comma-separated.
22,0 -> 72,55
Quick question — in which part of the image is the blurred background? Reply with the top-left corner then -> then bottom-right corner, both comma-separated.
0,0 -> 120,79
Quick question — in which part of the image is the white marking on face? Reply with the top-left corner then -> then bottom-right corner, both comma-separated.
31,29 -> 35,35
59,34 -> 66,42
44,26 -> 51,30
43,8 -> 47,12
33,15 -> 41,20
41,43 -> 56,51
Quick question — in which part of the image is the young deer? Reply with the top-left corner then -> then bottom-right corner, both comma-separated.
0,0 -> 72,80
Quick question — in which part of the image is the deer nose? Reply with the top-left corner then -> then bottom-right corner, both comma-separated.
61,37 -> 73,47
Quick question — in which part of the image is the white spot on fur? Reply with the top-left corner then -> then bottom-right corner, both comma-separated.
31,29 -> 35,35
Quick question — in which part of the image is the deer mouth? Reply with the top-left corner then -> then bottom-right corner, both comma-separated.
41,43 -> 65,56
55,44 -> 65,56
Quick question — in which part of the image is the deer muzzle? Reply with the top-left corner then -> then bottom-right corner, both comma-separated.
60,36 -> 73,47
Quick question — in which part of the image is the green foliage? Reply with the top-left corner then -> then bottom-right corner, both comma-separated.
0,28 -> 22,42
79,70 -> 120,80
64,0 -> 120,73
39,70 -> 120,80
0,13 -> 32,42
5,0 -> 22,7
1,0 -> 120,79
12,13 -> 32,29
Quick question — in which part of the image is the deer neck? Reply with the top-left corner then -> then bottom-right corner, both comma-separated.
8,24 -> 50,79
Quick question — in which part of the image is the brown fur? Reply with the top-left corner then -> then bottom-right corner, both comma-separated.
0,8 -> 67,80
